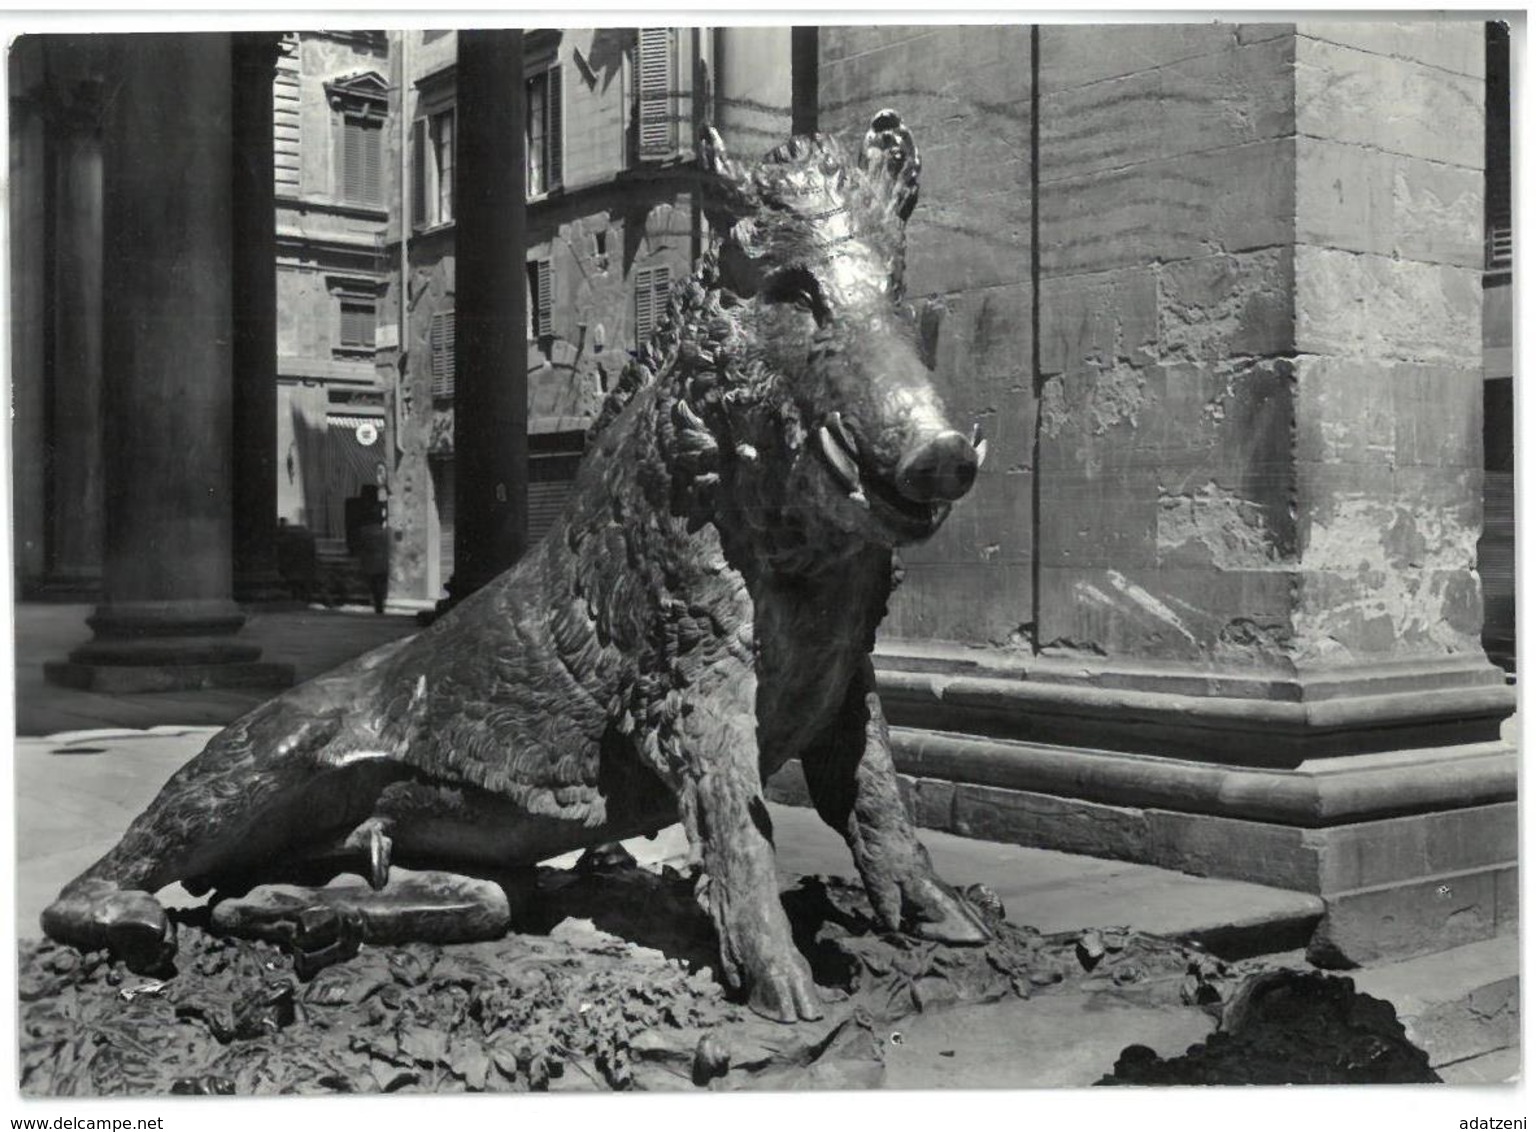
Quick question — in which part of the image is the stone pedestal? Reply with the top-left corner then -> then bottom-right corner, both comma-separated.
448,30 -> 528,599
806,22 -> 1514,967
44,34 -> 292,694
231,33 -> 292,605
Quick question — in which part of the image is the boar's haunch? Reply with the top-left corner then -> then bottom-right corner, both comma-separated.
42,110 -> 991,1022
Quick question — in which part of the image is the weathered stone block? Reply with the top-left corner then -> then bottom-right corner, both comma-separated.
1296,138 -> 1484,268
1035,469 -> 1159,569
1036,564 -> 1297,666
1303,803 -> 1518,894
820,24 -> 948,65
1155,479 -> 1292,573
1309,868 -> 1505,966
1494,866 -> 1519,935
1039,23 -> 1270,92
1038,267 -> 1158,379
1157,247 -> 1294,362
885,560 -> 1033,649
1041,35 -> 1294,180
1038,364 -> 1164,458
1147,810 -> 1318,890
1297,20 -> 1485,79
1039,138 -> 1296,275
1294,35 -> 1484,169
912,777 -> 956,831
951,784 -> 1151,861
1292,356 -> 1399,467
1392,363 -> 1484,470
1294,246 -> 1482,363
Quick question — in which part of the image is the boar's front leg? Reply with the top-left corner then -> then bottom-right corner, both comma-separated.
675,695 -> 824,1023
800,657 -> 991,945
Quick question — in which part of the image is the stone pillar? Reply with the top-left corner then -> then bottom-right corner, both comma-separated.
38,38 -> 107,599
45,34 -> 292,692
449,29 -> 528,598
714,28 -> 794,157
9,38 -> 55,593
231,33 -> 290,604
796,22 -> 1514,968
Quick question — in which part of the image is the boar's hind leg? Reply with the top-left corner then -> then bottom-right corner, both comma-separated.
799,658 -> 991,945
678,705 -> 824,1023
41,724 -> 400,974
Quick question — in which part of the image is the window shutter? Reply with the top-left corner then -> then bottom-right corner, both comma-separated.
651,265 -> 671,332
411,118 -> 427,227
634,265 -> 672,344
431,309 -> 456,397
636,28 -> 673,160
361,119 -> 382,204
536,258 -> 554,337
341,301 -> 375,348
634,268 -> 653,343
547,64 -> 563,191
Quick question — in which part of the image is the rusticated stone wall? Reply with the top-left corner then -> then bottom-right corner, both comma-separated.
1035,25 -> 1303,671
819,26 -> 1039,648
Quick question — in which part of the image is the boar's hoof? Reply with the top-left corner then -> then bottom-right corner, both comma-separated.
903,878 -> 994,945
42,882 -> 177,975
747,956 -> 825,1024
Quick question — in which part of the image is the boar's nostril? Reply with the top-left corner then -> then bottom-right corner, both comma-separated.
895,430 -> 978,503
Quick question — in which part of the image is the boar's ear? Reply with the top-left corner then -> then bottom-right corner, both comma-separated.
859,108 -> 921,224
699,123 -> 760,223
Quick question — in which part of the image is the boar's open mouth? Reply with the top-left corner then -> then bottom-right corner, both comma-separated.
813,412 -> 942,538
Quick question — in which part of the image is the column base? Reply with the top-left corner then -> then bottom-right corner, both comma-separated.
45,656 -> 295,693
87,599 -> 248,639
50,600 -> 295,692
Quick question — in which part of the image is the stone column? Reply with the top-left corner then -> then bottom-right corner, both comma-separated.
38,38 -> 107,599
449,29 -> 528,598
45,34 -> 292,692
231,32 -> 290,604
8,39 -> 49,591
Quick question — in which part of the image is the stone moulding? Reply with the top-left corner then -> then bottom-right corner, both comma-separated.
874,654 -> 1515,766
886,726 -> 1515,829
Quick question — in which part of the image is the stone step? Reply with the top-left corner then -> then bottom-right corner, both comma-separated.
575,803 -> 1327,962
1350,934 -> 1520,1071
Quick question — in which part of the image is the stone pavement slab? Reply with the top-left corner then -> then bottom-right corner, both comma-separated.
17,726 -> 1323,954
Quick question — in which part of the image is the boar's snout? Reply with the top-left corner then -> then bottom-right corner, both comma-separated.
895,429 -> 978,503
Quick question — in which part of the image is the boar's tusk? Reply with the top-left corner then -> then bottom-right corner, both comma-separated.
816,425 -> 863,494
974,438 -> 988,469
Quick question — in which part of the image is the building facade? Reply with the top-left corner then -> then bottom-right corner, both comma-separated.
271,32 -> 392,556
379,27 -> 787,605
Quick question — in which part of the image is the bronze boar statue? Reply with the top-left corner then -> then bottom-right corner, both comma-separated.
42,110 -> 992,1022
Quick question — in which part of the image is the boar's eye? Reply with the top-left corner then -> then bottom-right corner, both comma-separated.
764,267 -> 829,327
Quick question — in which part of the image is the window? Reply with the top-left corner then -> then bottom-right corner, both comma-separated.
633,265 -> 671,345
527,258 -> 554,339
413,107 -> 456,228
326,72 -> 389,206
430,309 -> 455,398
339,116 -> 383,204
526,65 -> 563,197
339,299 -> 376,349
635,28 -> 676,161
